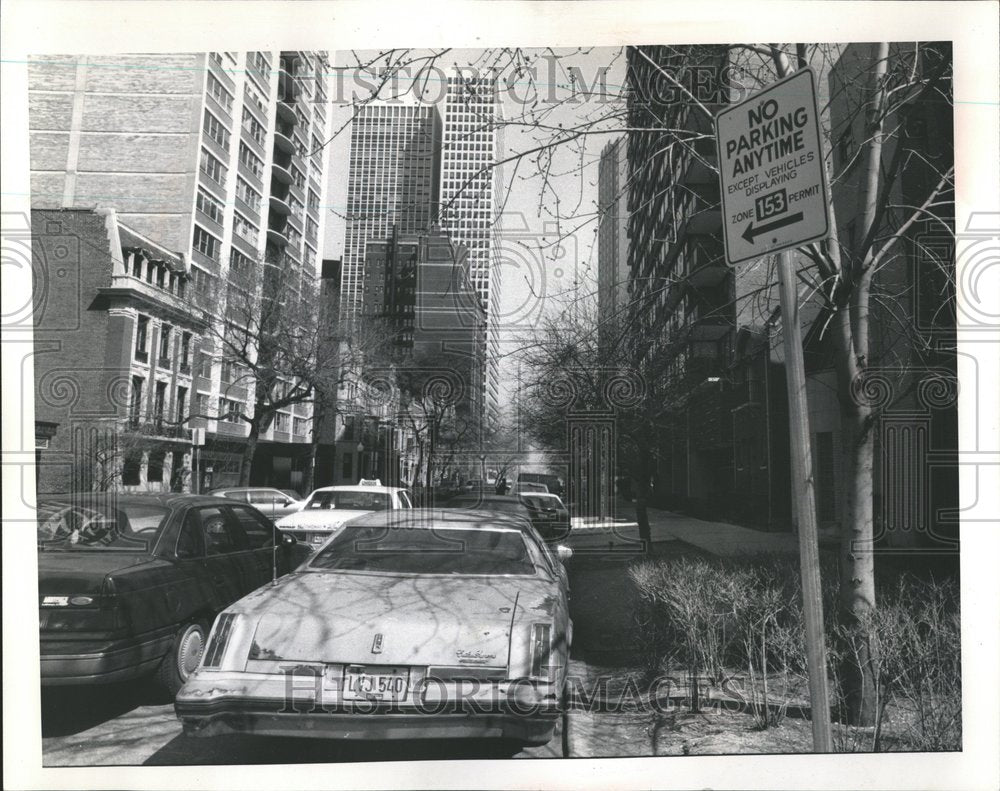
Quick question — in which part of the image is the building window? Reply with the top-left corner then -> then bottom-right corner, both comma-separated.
233,212 -> 258,245
219,397 -> 242,423
130,253 -> 143,278
193,225 -> 221,261
129,375 -> 143,426
241,107 -> 267,147
147,449 -> 165,483
203,109 -> 230,151
176,385 -> 188,424
180,332 -> 192,372
122,450 -> 142,486
196,188 -> 224,223
342,452 -> 353,480
153,381 -> 167,428
207,73 -> 234,112
274,413 -> 289,432
239,143 -> 264,179
134,315 -> 149,362
158,325 -> 172,367
236,177 -> 262,212
200,148 -> 227,186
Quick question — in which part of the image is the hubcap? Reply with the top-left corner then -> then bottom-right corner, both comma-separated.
177,626 -> 205,678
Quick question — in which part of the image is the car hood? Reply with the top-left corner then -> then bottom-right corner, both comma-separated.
37,552 -> 153,595
275,509 -> 372,530
232,572 -> 557,668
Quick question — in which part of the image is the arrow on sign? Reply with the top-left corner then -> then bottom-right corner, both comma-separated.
742,212 -> 805,243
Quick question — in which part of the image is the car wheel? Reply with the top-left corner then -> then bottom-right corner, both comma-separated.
157,620 -> 208,697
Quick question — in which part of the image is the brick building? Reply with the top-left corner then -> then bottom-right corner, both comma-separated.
28,51 -> 333,492
32,208 -> 202,493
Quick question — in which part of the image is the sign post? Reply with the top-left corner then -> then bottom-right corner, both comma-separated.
716,67 -> 833,753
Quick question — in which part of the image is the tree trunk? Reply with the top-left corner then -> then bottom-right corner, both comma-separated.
837,407 -> 878,725
830,301 -> 879,726
634,441 -> 653,550
238,420 -> 261,486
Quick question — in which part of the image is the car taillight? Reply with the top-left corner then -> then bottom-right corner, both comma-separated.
529,623 -> 552,681
202,613 -> 237,668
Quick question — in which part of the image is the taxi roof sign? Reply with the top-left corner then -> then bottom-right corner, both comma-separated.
358,478 -> 383,486
715,68 -> 830,265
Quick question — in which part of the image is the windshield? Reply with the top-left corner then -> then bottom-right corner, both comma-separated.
308,525 -> 535,575
450,498 -> 528,515
305,491 -> 390,511
37,500 -> 170,551
522,495 -> 560,510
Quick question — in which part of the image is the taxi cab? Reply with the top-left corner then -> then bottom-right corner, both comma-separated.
274,480 -> 413,550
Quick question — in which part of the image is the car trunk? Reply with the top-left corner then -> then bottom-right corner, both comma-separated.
243,572 -> 534,668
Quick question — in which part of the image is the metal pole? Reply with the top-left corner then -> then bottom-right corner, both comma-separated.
776,248 -> 833,752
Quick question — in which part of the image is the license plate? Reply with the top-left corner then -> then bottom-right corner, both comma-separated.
341,665 -> 410,701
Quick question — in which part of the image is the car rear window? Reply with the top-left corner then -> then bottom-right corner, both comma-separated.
36,501 -> 170,551
305,491 -> 390,511
308,525 -> 536,576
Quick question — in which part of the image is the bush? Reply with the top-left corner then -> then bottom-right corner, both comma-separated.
629,555 -> 961,748
830,575 -> 961,752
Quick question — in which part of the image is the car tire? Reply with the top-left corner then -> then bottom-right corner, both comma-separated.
157,620 -> 209,697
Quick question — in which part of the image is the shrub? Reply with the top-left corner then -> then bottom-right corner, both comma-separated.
628,554 -> 960,748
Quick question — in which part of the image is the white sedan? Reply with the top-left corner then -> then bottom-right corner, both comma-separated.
274,482 -> 413,549
175,509 -> 572,747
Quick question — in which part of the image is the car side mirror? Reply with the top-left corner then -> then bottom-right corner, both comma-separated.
556,545 -> 573,562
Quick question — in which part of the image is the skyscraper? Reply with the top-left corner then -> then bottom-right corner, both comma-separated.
339,104 -> 442,321
28,50 -> 333,490
597,137 -> 630,358
439,74 -> 503,430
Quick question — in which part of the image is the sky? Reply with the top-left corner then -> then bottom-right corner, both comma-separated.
318,47 -> 629,403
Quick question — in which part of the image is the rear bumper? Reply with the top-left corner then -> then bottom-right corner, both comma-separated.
40,633 -> 173,685
176,672 -> 560,745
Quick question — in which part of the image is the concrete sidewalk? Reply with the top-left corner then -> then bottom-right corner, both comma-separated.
569,499 -> 834,558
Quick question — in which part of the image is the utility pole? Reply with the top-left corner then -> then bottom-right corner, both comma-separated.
776,248 -> 833,752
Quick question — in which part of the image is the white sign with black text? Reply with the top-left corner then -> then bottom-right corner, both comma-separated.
715,67 -> 830,265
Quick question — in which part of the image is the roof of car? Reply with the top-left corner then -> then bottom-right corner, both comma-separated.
346,508 -> 530,532
447,493 -> 524,502
308,485 -> 408,495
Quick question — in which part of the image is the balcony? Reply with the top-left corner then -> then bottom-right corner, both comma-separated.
274,121 -> 295,155
271,161 -> 293,185
267,226 -> 289,247
269,194 -> 291,216
125,418 -> 192,441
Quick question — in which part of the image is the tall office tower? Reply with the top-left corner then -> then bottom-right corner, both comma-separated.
597,137 -> 630,358
28,51 -> 334,490
339,104 -> 442,321
439,74 -> 503,431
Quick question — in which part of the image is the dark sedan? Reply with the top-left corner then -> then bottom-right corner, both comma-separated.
443,493 -> 570,542
37,493 -> 304,694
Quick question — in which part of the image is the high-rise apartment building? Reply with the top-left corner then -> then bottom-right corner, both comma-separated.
597,137 -> 630,357
28,51 -> 333,491
439,74 -> 503,430
340,104 -> 442,321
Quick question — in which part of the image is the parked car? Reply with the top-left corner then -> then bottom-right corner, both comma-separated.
37,493 -> 303,694
518,493 -> 571,541
176,509 -> 573,747
443,493 -> 567,542
274,480 -> 413,549
517,472 -> 564,498
209,487 -> 305,522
